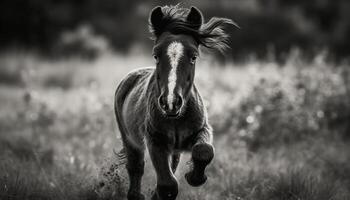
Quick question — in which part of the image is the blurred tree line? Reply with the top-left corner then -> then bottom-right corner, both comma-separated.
0,0 -> 349,61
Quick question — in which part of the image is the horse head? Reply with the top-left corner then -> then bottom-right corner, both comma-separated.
149,5 -> 238,118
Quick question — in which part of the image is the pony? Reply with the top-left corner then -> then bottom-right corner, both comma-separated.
114,5 -> 237,200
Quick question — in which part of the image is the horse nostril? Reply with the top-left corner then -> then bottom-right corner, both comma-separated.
175,96 -> 183,108
158,95 -> 167,109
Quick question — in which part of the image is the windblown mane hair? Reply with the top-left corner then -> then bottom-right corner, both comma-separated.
149,5 -> 239,52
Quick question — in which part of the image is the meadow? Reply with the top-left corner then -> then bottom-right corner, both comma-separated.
0,50 -> 349,200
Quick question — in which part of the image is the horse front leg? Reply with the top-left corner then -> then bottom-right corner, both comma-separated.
185,126 -> 214,187
125,144 -> 145,200
171,153 -> 181,173
148,145 -> 178,200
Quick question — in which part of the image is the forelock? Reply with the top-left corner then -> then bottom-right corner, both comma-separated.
149,5 -> 239,53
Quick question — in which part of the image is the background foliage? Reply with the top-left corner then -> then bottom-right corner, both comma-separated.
1,0 -> 350,61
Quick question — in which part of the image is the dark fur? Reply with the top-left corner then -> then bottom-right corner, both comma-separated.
115,5 -> 235,200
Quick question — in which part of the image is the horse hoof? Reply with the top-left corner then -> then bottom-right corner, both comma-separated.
151,192 -> 177,200
185,171 -> 207,187
127,192 -> 145,200
151,184 -> 178,200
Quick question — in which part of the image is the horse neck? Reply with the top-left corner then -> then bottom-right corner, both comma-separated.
144,73 -> 163,130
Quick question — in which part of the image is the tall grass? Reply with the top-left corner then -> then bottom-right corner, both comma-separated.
0,51 -> 349,199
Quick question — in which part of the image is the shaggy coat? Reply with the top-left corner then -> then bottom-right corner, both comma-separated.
114,5 -> 237,200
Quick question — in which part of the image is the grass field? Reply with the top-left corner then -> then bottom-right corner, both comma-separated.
0,51 -> 350,200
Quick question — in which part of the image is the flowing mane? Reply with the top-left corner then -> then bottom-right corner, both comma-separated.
148,5 -> 239,52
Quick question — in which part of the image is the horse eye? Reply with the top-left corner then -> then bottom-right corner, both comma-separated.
190,56 -> 197,64
153,55 -> 159,64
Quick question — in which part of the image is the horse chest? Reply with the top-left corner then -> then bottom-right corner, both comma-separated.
151,125 -> 196,151
173,128 -> 196,151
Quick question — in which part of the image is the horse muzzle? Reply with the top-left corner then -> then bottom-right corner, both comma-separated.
158,93 -> 183,117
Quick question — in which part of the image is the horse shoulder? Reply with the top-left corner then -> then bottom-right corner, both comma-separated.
115,67 -> 155,107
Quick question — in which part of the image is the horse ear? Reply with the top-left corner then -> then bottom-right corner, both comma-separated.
149,6 -> 164,31
186,6 -> 203,29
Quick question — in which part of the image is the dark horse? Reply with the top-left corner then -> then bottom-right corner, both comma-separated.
114,5 -> 237,200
